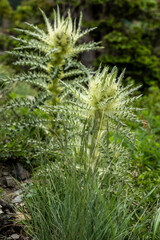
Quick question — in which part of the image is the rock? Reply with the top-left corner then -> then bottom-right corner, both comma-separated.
5,176 -> 17,188
2,171 -> 9,176
13,189 -> 22,196
10,234 -> 20,239
12,163 -> 30,181
0,214 -> 13,226
12,195 -> 23,204
0,206 -> 3,214
0,199 -> 15,213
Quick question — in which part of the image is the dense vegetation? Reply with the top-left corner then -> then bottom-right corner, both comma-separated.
0,0 -> 160,239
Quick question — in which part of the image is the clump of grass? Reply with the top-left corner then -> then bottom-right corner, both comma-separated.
19,148 -> 155,240
153,207 -> 160,239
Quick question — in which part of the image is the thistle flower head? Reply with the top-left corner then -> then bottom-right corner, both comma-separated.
82,66 -> 140,122
86,66 -> 123,117
40,7 -> 99,66
48,9 -> 76,48
12,7 -> 100,69
66,66 -> 141,139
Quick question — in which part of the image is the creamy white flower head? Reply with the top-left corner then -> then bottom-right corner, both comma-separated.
66,66 -> 141,138
13,7 -> 100,68
40,7 -> 100,66
87,66 -> 122,117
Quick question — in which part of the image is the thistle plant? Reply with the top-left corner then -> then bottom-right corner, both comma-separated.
0,7 -> 140,166
59,66 -> 141,168
2,7 -> 100,106
1,7 -> 156,240
0,7 -> 101,161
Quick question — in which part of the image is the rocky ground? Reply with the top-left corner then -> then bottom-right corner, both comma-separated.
0,162 -> 32,240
